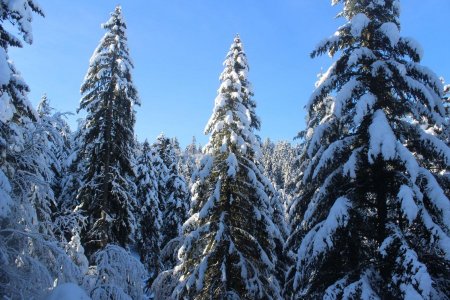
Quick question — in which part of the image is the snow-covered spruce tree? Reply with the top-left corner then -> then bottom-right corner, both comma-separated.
76,5 -> 139,258
135,140 -> 163,288
261,139 -> 300,210
36,94 -> 75,239
259,141 -> 291,289
172,35 -> 282,299
55,123 -> 87,242
151,134 -> 169,210
58,118 -> 87,214
178,136 -> 202,186
153,134 -> 190,270
37,94 -> 72,203
286,1 -> 450,299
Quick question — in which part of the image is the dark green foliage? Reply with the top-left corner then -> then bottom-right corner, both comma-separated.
286,0 -> 450,298
77,6 -> 140,258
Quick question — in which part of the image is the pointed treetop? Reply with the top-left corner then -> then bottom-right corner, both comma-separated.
203,34 -> 261,161
157,132 -> 166,140
338,0 -> 400,24
81,3 -> 139,109
102,5 -> 126,30
142,139 -> 151,150
37,94 -> 52,117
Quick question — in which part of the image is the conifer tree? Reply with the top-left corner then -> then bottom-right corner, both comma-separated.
37,94 -> 72,204
151,134 -> 170,210
286,1 -> 450,298
76,5 -> 140,257
178,136 -> 202,188
261,139 -> 300,204
172,35 -> 282,300
58,121 -> 85,212
153,135 -> 190,269
135,140 -> 162,288
55,124 -> 86,242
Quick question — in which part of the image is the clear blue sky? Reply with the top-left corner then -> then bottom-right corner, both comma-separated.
10,0 -> 450,147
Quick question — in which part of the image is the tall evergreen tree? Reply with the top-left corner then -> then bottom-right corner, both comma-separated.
58,119 -> 85,212
37,94 -> 72,206
172,35 -> 282,299
151,134 -> 170,211
76,5 -> 140,258
54,121 -> 87,243
153,134 -> 190,269
135,140 -> 163,288
286,1 -> 450,298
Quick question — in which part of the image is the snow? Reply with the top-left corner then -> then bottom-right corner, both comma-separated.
215,213 -> 226,241
343,147 -> 362,179
380,230 -> 433,298
307,122 -> 331,158
354,93 -> 376,124
401,284 -> 422,300
379,22 -> 400,46
47,283 -> 90,300
397,246 -> 432,299
333,78 -> 359,118
313,137 -> 354,178
0,169 -> 12,218
404,76 -> 438,113
298,197 -> 351,260
196,155 -> 213,181
314,197 -> 350,254
396,142 -> 419,181
294,169 -> 361,293
308,73 -> 337,112
314,62 -> 336,90
89,245 -> 146,300
347,47 -> 375,67
368,109 -> 396,162
226,153 -> 238,178
67,233 -> 89,274
350,13 -> 370,38
0,48 -> 11,86
421,208 -> 450,260
403,37 -> 424,60
379,235 -> 395,257
323,277 -> 347,300
224,110 -> 233,124
342,271 -> 379,300
0,92 -> 14,123
419,127 -> 450,166
221,261 -> 227,282
397,185 -> 418,224
301,169 -> 339,225
5,0 -> 42,44
198,180 -> 221,218
420,168 -> 450,230
195,255 -> 209,291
